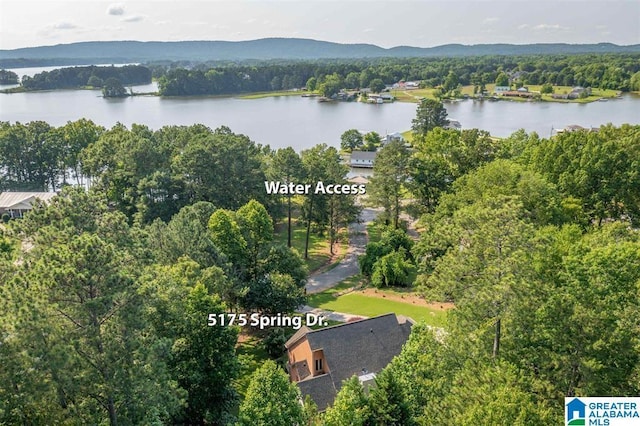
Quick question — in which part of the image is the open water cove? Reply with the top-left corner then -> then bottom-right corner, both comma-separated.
0,88 -> 638,150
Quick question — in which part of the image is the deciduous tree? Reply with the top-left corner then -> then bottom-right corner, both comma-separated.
239,360 -> 305,426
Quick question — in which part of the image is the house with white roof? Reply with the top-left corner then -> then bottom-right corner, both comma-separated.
350,151 -> 377,168
0,192 -> 57,218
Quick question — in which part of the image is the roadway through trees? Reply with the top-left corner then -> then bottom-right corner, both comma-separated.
304,207 -> 380,294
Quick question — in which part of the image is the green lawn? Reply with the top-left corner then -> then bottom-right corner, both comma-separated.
308,277 -> 448,328
238,90 -> 313,99
390,88 -> 439,102
401,129 -> 414,143
307,275 -> 365,307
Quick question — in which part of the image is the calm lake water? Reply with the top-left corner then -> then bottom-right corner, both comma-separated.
1,69 -> 638,150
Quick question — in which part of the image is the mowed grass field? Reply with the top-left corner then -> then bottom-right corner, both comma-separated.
307,275 -> 449,328
390,88 -> 438,102
237,90 -> 312,99
316,294 -> 447,327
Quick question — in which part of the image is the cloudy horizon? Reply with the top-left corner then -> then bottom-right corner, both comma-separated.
0,0 -> 638,50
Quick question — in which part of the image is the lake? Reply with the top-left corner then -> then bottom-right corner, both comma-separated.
1,80 -> 638,151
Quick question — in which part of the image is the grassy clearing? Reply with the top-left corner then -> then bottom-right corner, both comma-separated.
307,274 -> 365,307
238,90 -> 312,99
401,129 -> 414,143
273,219 -> 347,273
390,88 -> 438,103
307,275 -> 448,328
459,85 -> 477,96
313,293 -> 447,328
541,86 -> 619,103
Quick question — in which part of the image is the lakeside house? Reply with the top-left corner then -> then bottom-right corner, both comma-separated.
552,86 -> 592,100
494,86 -> 511,93
366,93 -> 394,104
501,89 -> 535,98
348,175 -> 370,185
445,119 -> 462,130
367,94 -> 384,104
0,192 -> 57,218
555,124 -> 600,134
350,151 -> 377,168
392,80 -> 420,90
285,314 -> 414,411
381,132 -> 405,145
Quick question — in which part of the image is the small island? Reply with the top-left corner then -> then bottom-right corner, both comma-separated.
101,77 -> 129,98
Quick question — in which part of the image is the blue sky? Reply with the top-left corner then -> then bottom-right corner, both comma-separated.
0,0 -> 638,49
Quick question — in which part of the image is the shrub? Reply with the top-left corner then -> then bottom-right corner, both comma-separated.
371,249 -> 415,288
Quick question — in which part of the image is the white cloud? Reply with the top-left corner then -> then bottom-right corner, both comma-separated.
362,28 -> 374,33
121,15 -> 145,23
533,24 -> 570,31
53,22 -> 77,30
519,23 -> 570,32
483,17 -> 500,25
107,3 -> 125,16
37,21 -> 80,37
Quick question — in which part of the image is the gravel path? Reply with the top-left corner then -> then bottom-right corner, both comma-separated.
304,207 -> 380,294
297,305 -> 367,323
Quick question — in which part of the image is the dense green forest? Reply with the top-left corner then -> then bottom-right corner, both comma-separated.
1,113 -> 639,423
10,53 -> 640,96
322,122 -> 640,425
18,65 -> 151,90
154,53 -> 640,96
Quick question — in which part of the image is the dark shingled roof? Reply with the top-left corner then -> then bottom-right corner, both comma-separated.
292,360 -> 311,381
297,374 -> 337,412
293,313 -> 413,411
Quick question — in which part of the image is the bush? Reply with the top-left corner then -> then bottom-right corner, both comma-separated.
0,236 -> 14,258
359,241 -> 392,277
1,213 -> 10,223
371,249 -> 415,288
381,228 -> 413,255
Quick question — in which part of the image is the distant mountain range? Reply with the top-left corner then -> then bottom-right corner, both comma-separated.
1,38 -> 639,67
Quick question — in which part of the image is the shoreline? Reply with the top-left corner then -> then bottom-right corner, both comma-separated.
2,85 -> 631,105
